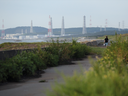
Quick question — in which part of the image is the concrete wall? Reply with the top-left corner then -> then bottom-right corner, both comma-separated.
0,48 -> 45,60
0,40 -> 105,61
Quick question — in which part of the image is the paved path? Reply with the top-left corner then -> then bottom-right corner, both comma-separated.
0,57 -> 96,96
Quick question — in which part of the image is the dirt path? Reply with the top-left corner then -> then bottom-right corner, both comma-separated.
0,56 -> 96,96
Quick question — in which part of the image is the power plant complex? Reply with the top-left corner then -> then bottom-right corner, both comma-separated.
0,16 -> 126,39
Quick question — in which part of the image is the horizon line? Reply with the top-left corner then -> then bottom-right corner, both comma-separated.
0,26 -> 128,30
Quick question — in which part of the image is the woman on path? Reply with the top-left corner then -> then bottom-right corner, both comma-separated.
104,36 -> 109,46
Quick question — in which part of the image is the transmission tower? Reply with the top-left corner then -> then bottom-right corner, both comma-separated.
100,25 -> 102,32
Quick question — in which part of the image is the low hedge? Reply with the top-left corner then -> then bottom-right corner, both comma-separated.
0,40 -> 92,82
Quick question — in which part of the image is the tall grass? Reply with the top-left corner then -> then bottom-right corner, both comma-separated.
47,69 -> 128,96
95,34 -> 128,73
0,42 -> 49,51
90,47 -> 105,55
47,34 -> 128,96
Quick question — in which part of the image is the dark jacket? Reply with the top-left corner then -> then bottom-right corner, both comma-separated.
104,38 -> 108,43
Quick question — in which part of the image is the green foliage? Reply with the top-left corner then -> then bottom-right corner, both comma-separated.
45,39 -> 60,55
47,35 -> 128,96
47,69 -> 128,96
39,80 -> 47,82
0,50 -> 44,82
0,58 -> 23,82
5,61 -> 23,81
95,34 -> 128,73
0,61 -> 8,82
46,39 -> 72,63
90,47 -> 105,55
0,39 -> 93,82
43,51 -> 59,67
26,49 -> 46,71
11,51 -> 36,76
71,40 -> 91,59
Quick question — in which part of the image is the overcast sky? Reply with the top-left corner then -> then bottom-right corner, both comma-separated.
0,0 -> 128,29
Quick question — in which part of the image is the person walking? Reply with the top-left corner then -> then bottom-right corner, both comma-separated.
104,36 -> 109,46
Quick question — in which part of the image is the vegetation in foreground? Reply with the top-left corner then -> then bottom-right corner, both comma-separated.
47,34 -> 128,96
0,40 -> 103,83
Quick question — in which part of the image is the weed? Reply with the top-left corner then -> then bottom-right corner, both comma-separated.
39,80 -> 47,82
47,34 -> 128,96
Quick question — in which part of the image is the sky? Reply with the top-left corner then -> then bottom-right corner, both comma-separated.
0,0 -> 128,29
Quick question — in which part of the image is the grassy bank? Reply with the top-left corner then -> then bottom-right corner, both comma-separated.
47,35 -> 128,96
97,33 -> 128,41
0,42 -> 49,51
90,46 -> 105,55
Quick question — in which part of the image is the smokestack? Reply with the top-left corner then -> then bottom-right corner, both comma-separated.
118,22 -> 120,31
61,16 -> 65,36
48,15 -> 53,37
100,25 -> 102,32
82,16 -> 87,34
30,20 -> 33,33
122,21 -> 124,30
21,29 -> 23,34
51,17 -> 53,35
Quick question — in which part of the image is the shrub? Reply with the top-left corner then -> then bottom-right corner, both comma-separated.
9,52 -> 36,76
46,39 -> 72,63
47,35 -> 128,96
26,50 -> 46,71
43,51 -> 59,67
71,40 -> 91,59
5,61 -> 23,81
58,43 -> 72,62
95,34 -> 128,73
47,69 -> 128,96
0,61 -> 8,82
36,46 -> 59,67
